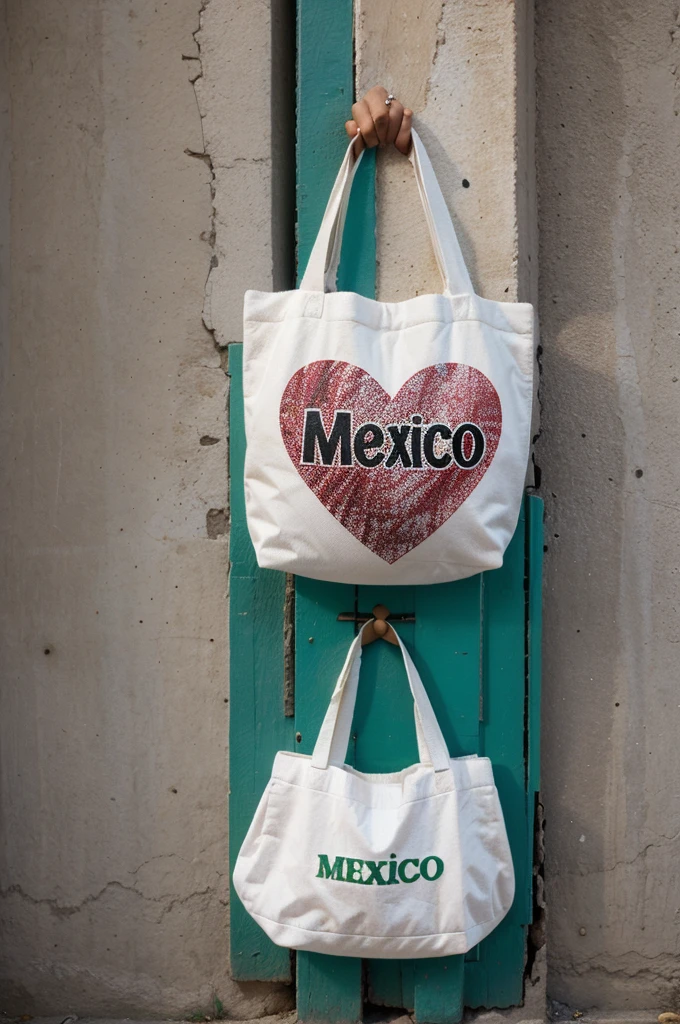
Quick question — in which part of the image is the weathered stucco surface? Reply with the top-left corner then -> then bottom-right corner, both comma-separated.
355,0 -> 536,308
537,0 -> 680,1009
0,0 -> 289,1016
197,0 -> 294,348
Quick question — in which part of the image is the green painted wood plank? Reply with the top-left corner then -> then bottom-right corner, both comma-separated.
526,495 -> 544,856
296,0 -> 375,296
480,511 -> 528,909
294,575 -> 357,760
467,927 -> 526,1011
414,957 -> 465,1024
337,149 -> 376,295
295,0 -> 540,1016
414,578 -> 483,757
228,344 -> 256,576
298,953 -> 363,1024
361,579 -> 481,1015
228,345 -> 293,982
355,587 -> 417,1013
409,580 -> 483,1022
366,959 -> 414,1012
296,0 -> 374,1018
296,0 -> 353,276
352,585 -> 416,774
464,508 -> 527,1009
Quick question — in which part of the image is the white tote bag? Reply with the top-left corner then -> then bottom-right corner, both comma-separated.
243,129 -> 534,585
233,624 -> 515,959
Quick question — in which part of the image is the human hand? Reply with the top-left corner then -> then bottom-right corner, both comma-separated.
345,86 -> 413,156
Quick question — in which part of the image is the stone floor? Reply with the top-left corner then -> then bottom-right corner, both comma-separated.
1,1010 -> 669,1024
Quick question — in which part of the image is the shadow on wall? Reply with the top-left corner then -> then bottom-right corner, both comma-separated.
413,124 -> 482,294
536,0 -> 679,1008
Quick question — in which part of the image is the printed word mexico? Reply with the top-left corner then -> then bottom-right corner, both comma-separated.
316,853 -> 445,885
301,409 -> 486,470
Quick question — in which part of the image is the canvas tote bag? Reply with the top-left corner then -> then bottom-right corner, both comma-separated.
243,129 -> 534,585
233,623 -> 515,958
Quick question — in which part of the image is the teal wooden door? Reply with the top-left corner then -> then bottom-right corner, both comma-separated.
228,2 -> 542,1020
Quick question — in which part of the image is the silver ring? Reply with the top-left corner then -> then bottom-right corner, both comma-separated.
385,93 -> 395,106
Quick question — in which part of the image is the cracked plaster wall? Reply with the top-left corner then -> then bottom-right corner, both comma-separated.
537,0 -> 680,1010
355,0 -> 537,307
0,0 -> 290,1017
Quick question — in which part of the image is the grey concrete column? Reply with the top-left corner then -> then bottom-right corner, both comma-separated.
537,0 -> 680,1010
355,0 -> 537,309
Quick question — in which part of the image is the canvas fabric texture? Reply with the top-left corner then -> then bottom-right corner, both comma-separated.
233,625 -> 515,958
242,129 -> 534,585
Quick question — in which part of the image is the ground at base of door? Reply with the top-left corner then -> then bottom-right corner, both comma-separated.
3,1009 -> 668,1024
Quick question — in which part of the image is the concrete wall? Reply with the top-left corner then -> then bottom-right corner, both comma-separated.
355,0 -> 536,308
537,0 -> 680,1010
0,0 -> 289,1017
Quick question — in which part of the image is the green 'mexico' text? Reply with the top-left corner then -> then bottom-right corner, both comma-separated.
316,853 -> 444,885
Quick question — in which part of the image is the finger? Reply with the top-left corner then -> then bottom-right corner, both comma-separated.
395,108 -> 413,155
351,99 -> 379,148
362,84 -> 390,112
345,119 -> 365,155
364,86 -> 391,146
385,99 -> 404,147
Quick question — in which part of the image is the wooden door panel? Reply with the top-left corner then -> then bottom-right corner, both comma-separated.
227,2 -> 542,1018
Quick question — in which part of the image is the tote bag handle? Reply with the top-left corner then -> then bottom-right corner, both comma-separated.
311,622 -> 451,773
299,128 -> 473,298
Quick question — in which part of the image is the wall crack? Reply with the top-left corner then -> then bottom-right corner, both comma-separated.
0,881 -> 221,922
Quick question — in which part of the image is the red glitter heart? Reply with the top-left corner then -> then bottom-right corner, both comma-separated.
280,361 -> 502,563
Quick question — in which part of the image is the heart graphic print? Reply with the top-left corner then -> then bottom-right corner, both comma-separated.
279,360 -> 502,563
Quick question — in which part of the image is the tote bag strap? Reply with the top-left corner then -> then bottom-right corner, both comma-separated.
311,622 -> 451,773
299,136 -> 365,295
299,128 -> 473,298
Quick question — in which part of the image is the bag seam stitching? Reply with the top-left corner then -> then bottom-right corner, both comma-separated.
245,314 -> 532,337
246,906 -> 508,940
268,775 -> 496,809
